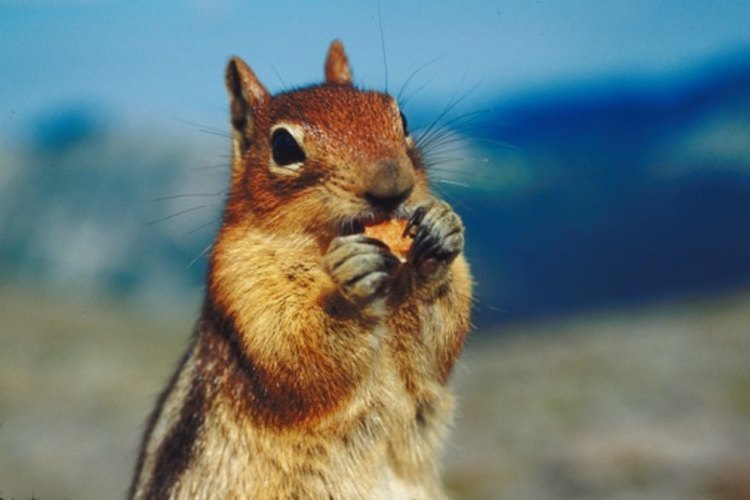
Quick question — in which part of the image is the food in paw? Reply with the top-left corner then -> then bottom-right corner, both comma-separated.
364,219 -> 411,261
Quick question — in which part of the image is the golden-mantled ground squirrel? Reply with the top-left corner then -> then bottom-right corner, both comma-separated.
129,40 -> 472,499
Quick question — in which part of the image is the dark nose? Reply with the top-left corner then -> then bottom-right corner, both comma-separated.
364,159 -> 415,211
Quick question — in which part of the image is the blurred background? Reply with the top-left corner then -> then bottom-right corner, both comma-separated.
2,1 -> 750,498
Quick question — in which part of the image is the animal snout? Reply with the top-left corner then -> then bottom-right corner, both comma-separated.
364,159 -> 414,211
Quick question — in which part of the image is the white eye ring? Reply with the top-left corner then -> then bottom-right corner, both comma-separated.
269,123 -> 306,173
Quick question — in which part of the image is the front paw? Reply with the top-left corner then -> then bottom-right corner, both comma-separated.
324,234 -> 400,307
407,200 -> 464,276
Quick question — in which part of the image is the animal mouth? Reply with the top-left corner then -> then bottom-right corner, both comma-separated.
338,206 -> 425,260
339,207 -> 410,236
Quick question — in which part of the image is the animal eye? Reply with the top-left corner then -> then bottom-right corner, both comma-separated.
271,128 -> 306,166
400,112 -> 409,136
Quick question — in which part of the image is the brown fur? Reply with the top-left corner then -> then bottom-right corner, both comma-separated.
130,40 -> 472,499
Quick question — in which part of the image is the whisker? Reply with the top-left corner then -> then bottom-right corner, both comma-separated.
423,101 -> 506,142
423,134 -> 523,158
472,137 -> 524,152
422,142 -> 482,161
396,54 -> 444,104
183,216 -> 222,237
430,170 -> 508,187
191,163 -> 231,172
416,108 -> 489,152
426,161 -> 499,174
399,80 -> 433,110
426,152 -> 490,162
377,0 -> 389,93
437,174 -> 519,190
198,129 -> 231,139
425,159 -> 493,172
415,109 -> 457,152
146,205 -> 210,226
427,181 -> 473,215
431,108 -> 492,130
431,179 -> 472,188
173,117 -> 231,138
187,242 -> 214,269
144,192 -> 226,203
270,65 -> 288,90
414,93 -> 468,150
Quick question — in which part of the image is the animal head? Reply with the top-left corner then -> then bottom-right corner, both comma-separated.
222,40 -> 431,243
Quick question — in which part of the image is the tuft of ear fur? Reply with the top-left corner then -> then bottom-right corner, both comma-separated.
325,40 -> 353,86
225,56 -> 270,157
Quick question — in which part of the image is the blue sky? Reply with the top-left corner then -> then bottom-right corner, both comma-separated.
2,1 -> 750,137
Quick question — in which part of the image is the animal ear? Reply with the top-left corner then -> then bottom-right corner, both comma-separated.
325,40 -> 352,86
225,56 -> 270,156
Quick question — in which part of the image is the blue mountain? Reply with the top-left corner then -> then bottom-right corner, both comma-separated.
454,55 -> 750,325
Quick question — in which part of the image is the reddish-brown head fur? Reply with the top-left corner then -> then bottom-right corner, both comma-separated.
222,40 -> 430,247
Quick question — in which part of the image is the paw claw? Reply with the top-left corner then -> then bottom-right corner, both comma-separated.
324,234 -> 399,306
406,200 -> 464,272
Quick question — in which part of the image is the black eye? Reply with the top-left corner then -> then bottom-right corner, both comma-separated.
271,128 -> 306,166
400,111 -> 409,136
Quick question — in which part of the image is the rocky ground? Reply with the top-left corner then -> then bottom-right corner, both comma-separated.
1,287 -> 749,499
445,293 -> 750,499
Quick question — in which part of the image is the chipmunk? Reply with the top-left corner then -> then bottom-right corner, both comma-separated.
129,40 -> 472,499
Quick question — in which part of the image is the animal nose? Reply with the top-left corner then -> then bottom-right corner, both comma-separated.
364,159 -> 415,211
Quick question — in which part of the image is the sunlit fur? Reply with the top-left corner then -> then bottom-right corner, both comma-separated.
130,40 -> 472,499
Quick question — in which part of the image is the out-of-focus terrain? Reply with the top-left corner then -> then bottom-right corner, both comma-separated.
1,286 -> 748,499
446,291 -> 750,500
